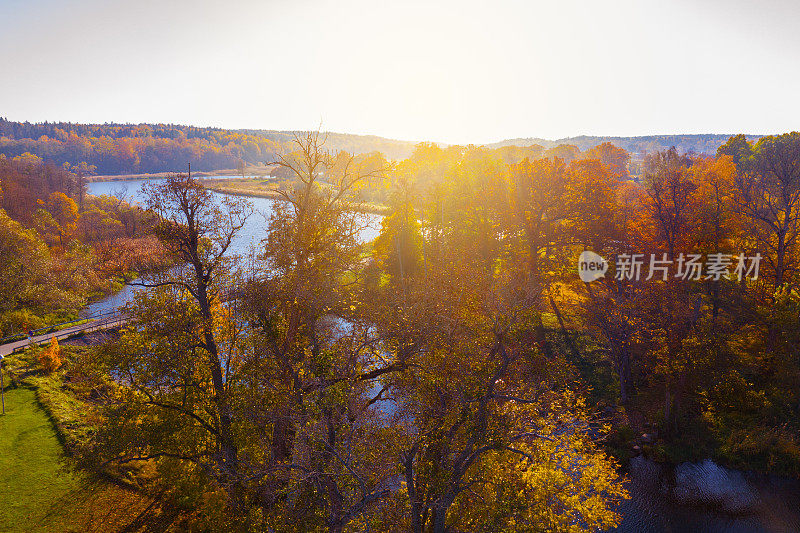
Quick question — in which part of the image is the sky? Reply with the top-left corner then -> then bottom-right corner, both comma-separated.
1,0 -> 799,144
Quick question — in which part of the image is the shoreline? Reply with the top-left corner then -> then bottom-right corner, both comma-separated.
86,166 -> 274,182
85,175 -> 389,214
203,184 -> 389,216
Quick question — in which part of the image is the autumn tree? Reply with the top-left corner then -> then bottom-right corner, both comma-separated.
691,155 -> 740,317
374,185 -> 424,283
370,208 -> 627,532
38,336 -> 63,373
0,208 -> 62,334
506,156 -> 573,358
90,174 -> 253,510
726,132 -> 800,288
438,147 -> 508,271
45,191 -> 80,245
582,141 -> 631,178
641,147 -> 698,258
242,132 -> 397,531
563,158 -> 624,251
544,144 -> 581,164
638,149 -> 704,430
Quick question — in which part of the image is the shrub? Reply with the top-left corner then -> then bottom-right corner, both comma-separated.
38,337 -> 63,373
719,426 -> 800,477
0,309 -> 44,338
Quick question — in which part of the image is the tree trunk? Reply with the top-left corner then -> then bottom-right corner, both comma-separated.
664,385 -> 672,436
404,458 -> 423,533
432,502 -> 451,533
618,348 -> 631,405
534,312 -> 554,359
550,295 -> 580,360
776,230 -> 786,288
196,273 -> 238,476
270,410 -> 293,464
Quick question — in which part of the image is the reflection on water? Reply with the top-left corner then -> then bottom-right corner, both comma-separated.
85,282 -> 142,316
613,457 -> 800,532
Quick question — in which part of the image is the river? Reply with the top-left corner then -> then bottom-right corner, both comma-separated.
84,178 -> 800,532
85,177 -> 381,315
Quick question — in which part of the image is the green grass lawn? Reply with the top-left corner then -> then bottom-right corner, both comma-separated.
0,386 -> 86,532
0,386 -> 166,532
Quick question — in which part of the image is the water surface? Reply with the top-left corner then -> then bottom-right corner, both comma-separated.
86,176 -> 380,314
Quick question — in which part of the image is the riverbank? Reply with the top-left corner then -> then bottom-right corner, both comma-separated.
201,177 -> 390,215
86,164 -> 275,182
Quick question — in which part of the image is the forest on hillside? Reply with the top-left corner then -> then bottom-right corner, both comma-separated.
0,153 -> 170,336
488,134 -> 764,157
0,118 -> 758,177
0,119 -> 418,175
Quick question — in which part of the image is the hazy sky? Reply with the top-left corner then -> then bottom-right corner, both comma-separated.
2,0 -> 799,144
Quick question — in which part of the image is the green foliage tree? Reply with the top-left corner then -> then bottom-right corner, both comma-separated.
374,197 -> 423,284
733,132 -> 800,288
0,208 -> 55,334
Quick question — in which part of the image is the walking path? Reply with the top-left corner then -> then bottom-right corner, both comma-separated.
0,315 -> 127,357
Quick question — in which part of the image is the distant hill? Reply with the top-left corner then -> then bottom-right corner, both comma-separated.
0,119 -> 420,174
0,118 -> 766,176
232,129 -> 419,160
487,134 -> 763,156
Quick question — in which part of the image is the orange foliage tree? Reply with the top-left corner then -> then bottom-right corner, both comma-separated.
38,337 -> 63,373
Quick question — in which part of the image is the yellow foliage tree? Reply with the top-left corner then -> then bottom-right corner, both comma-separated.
47,192 -> 80,246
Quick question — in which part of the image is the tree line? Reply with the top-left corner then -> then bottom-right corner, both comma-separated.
0,119 -> 419,175
2,118 -> 753,178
